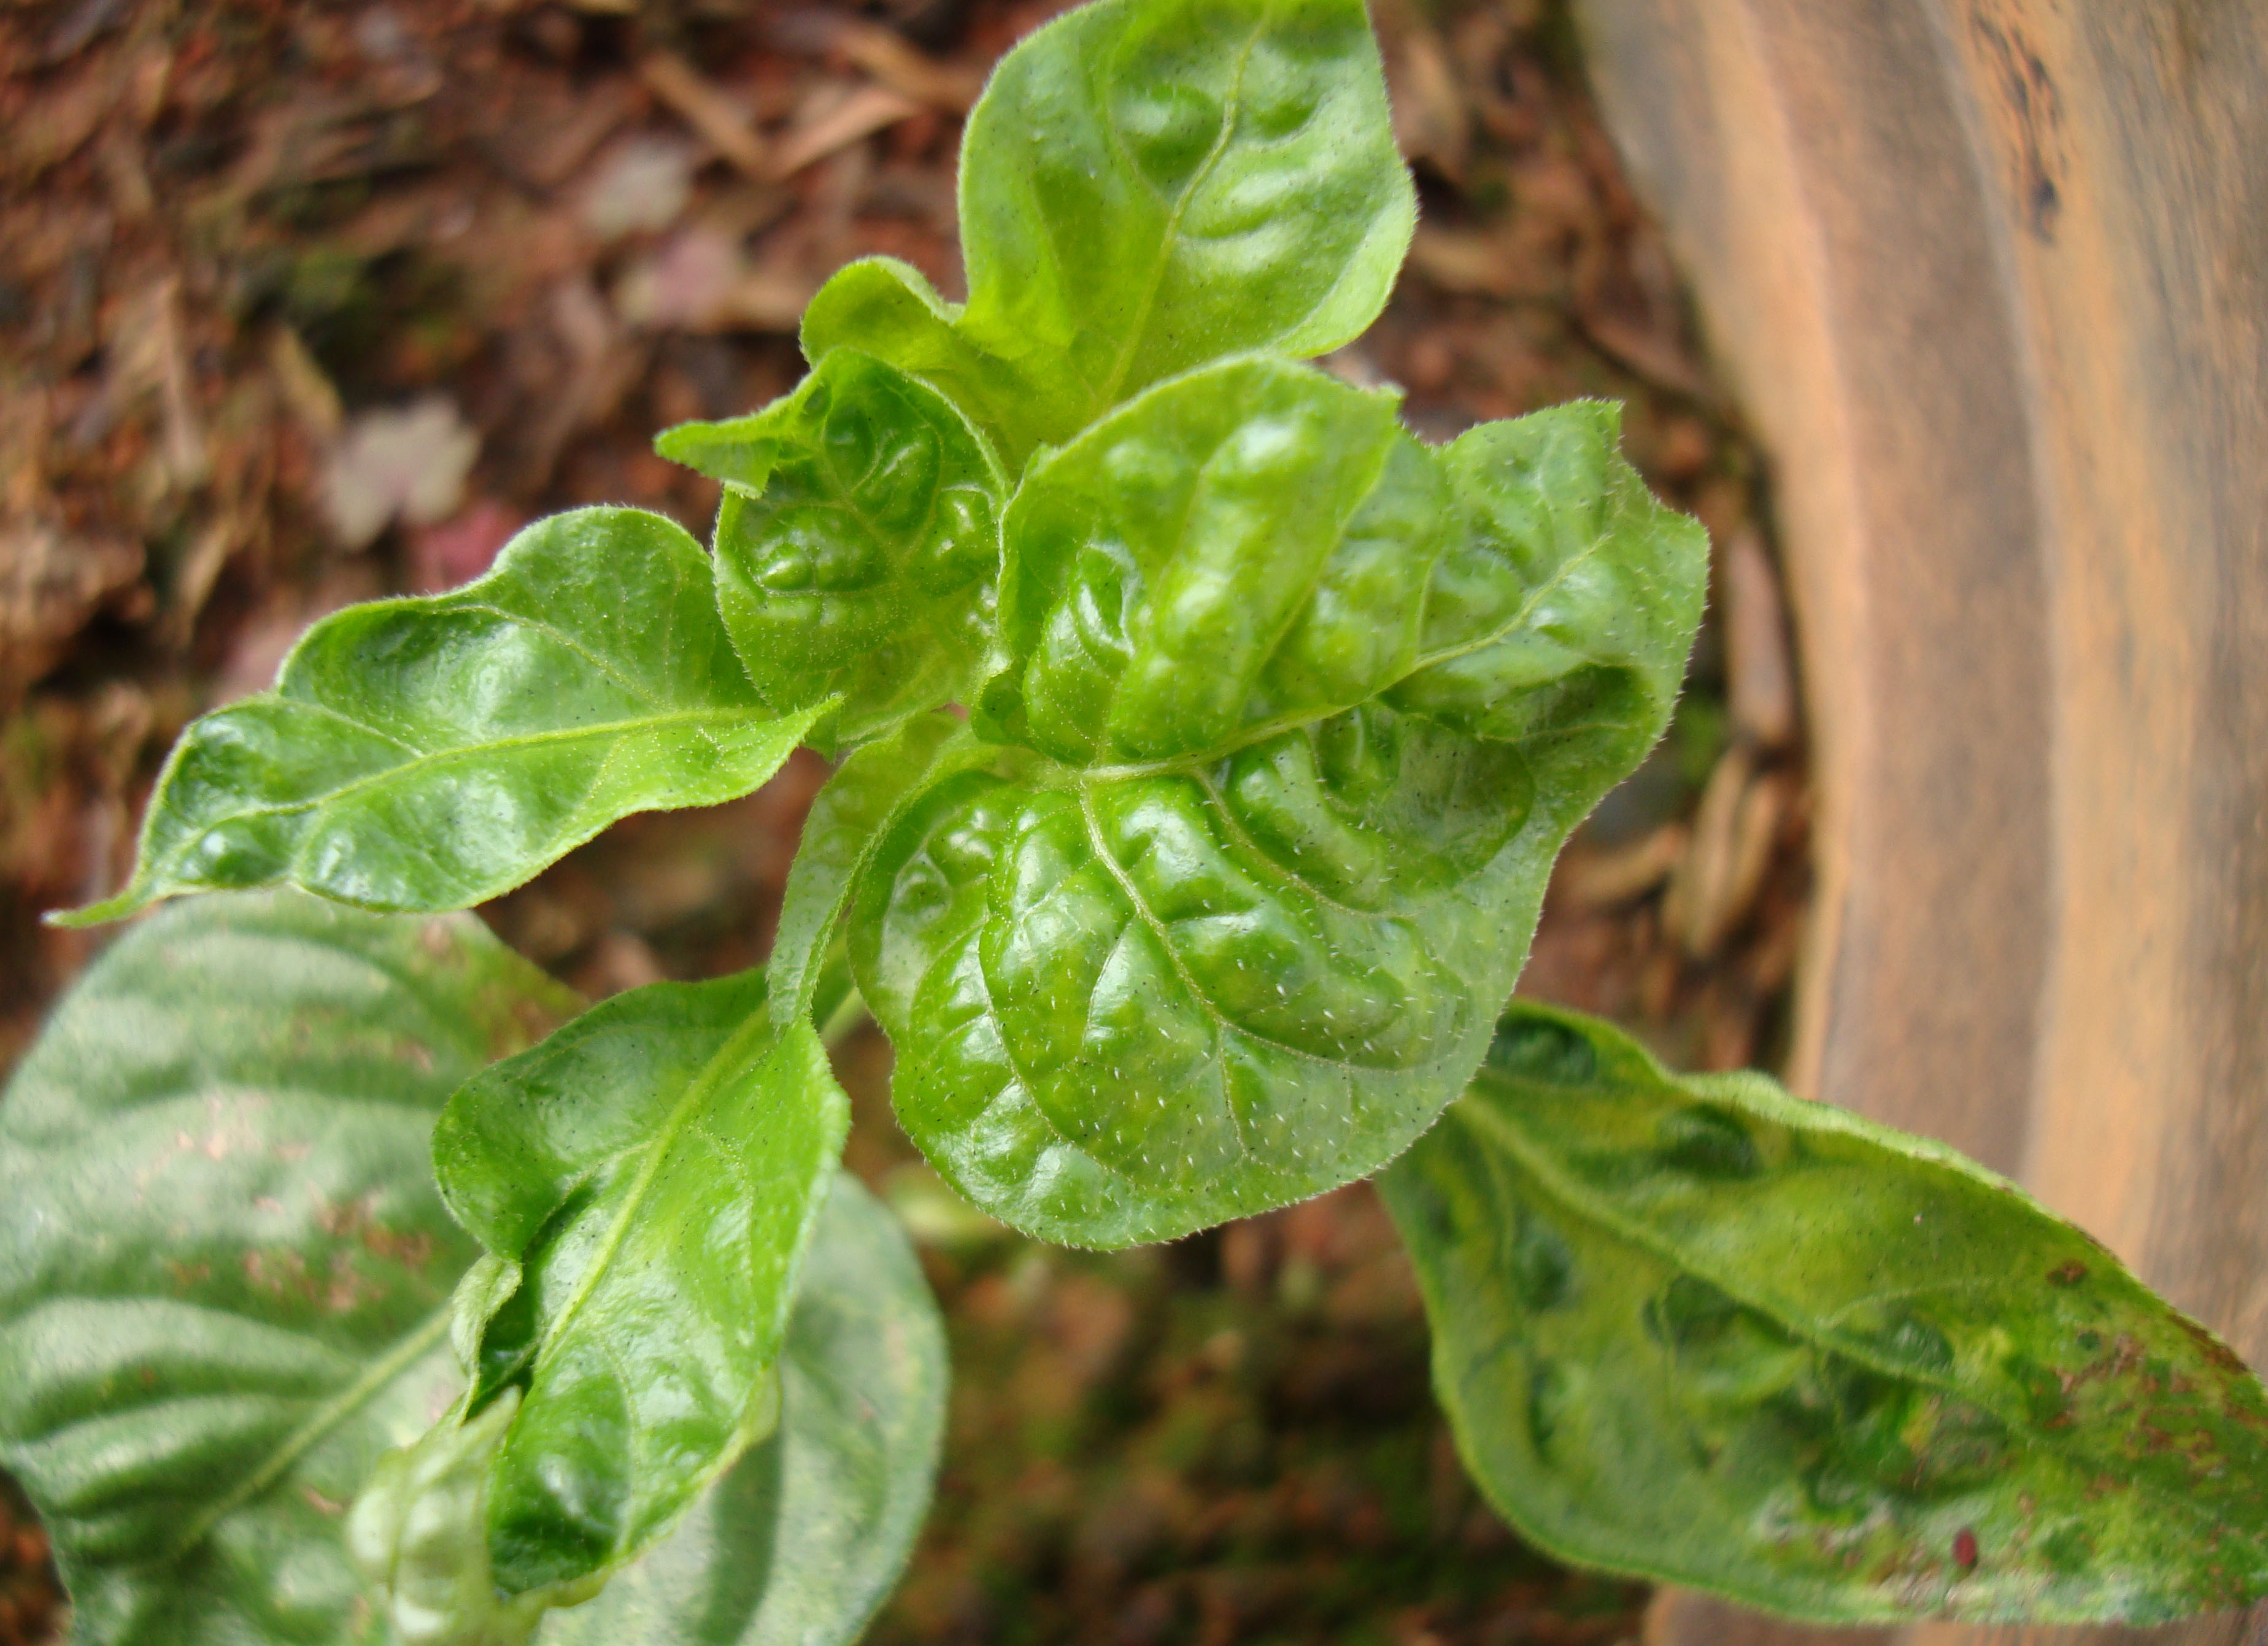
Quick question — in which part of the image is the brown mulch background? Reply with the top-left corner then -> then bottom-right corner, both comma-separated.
0,0 -> 1807,1641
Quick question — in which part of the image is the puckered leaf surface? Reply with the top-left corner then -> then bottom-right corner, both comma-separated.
1380,1001 -> 2268,1625
61,507 -> 822,925
426,969 -> 849,1598
0,891 -> 573,1645
850,360 -> 1706,1245
799,0 -> 1414,467
660,351 -> 1006,752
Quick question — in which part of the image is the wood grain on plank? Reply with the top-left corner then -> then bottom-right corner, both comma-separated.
1577,2 -> 2268,1643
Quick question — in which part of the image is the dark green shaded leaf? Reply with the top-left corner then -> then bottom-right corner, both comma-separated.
663,352 -> 1005,752
539,1174 -> 947,1646
425,969 -> 849,1598
854,363 -> 1705,1245
800,0 -> 1414,467
0,891 -> 573,1645
1380,1001 -> 2268,1625
62,508 -> 822,925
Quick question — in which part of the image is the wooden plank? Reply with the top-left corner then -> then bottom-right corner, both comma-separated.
1570,0 -> 2053,1165
1574,2 -> 2268,1643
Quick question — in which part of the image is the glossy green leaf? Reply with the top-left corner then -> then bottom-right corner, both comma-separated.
349,1174 -> 944,1646
767,710 -> 984,1023
800,0 -> 1414,467
853,362 -> 1706,1245
660,351 -> 1006,752
1379,1001 -> 2268,1625
0,890 -> 574,1645
423,968 -> 850,1601
539,1173 -> 947,1646
63,507 -> 823,926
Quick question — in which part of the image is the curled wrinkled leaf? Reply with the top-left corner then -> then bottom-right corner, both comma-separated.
852,360 -> 1705,1245
425,969 -> 849,1598
355,1175 -> 943,1646
1380,1001 -> 2268,1624
660,351 -> 1006,751
348,1391 -> 593,1646
60,508 -> 824,925
0,891 -> 573,1645
800,0 -> 1414,466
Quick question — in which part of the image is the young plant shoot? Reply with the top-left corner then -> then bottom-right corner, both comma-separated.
6,0 -> 2266,1639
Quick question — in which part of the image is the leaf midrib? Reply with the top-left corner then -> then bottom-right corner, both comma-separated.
523,1007 -> 780,1394
1089,9 -> 1271,413
1071,783 -> 1365,1080
162,1302 -> 452,1563
175,704 -> 770,845
1073,516 -> 1623,784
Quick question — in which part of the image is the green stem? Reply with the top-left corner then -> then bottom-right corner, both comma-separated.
819,983 -> 870,1050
